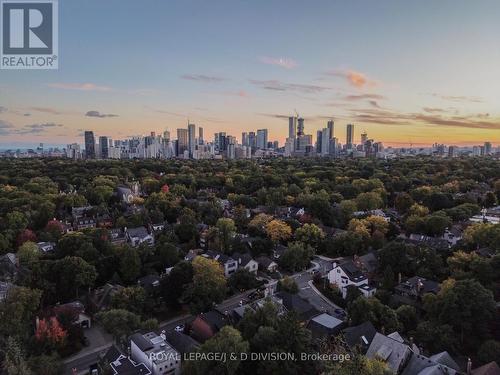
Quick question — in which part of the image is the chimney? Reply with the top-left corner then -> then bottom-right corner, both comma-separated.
467,358 -> 472,375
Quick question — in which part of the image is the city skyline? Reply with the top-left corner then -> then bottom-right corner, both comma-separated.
1,0 -> 500,148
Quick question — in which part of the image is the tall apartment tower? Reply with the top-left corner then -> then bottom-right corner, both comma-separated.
99,136 -> 109,159
256,129 -> 268,149
327,120 -> 334,139
188,123 -> 196,156
346,124 -> 354,150
297,117 -> 305,136
177,128 -> 188,155
84,131 -> 96,159
288,116 -> 297,139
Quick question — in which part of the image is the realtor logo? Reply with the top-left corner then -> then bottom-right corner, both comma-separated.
1,0 -> 58,69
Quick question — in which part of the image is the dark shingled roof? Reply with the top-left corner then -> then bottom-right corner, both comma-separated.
472,362 -> 500,375
275,291 -> 319,321
163,331 -> 200,354
201,310 -> 228,331
342,321 -> 377,352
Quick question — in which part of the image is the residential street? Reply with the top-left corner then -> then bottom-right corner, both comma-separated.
62,255 -> 339,375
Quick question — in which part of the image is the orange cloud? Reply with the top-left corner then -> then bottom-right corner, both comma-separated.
325,69 -> 377,88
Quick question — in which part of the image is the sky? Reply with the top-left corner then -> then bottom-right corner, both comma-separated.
1,0 -> 499,148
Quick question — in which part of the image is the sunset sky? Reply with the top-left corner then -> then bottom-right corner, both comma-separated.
1,0 -> 499,148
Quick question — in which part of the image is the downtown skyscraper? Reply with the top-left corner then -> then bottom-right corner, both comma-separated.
84,131 -> 96,159
346,124 -> 354,150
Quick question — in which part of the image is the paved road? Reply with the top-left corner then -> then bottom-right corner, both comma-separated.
293,256 -> 344,316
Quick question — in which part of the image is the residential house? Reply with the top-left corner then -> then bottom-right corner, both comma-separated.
202,251 -> 238,277
116,185 -> 139,204
184,249 -> 203,262
126,226 -> 155,247
54,301 -> 91,328
471,361 -> 500,375
275,291 -> 319,321
102,345 -> 152,375
97,212 -> 113,228
163,331 -> 200,355
130,331 -> 181,375
190,310 -> 228,343
256,256 -> 278,273
368,331 -> 462,375
72,206 -> 96,231
74,216 -> 96,231
109,228 -> 127,245
0,281 -> 13,301
476,247 -> 495,258
353,209 -> 391,222
328,261 -> 376,298
231,304 -> 255,324
306,313 -> 345,340
341,321 -> 377,354
441,225 -> 463,246
197,224 -> 210,250
36,241 -> 55,254
402,234 -> 450,250
353,252 -> 378,279
366,332 -> 412,374
150,221 -> 167,233
138,275 -> 161,291
393,276 -> 440,308
273,245 -> 288,260
88,283 -> 124,312
0,253 -> 18,282
232,252 -> 258,274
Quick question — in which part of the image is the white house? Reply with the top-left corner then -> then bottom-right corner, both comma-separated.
126,226 -> 155,247
130,332 -> 181,375
202,251 -> 238,277
232,252 -> 258,274
328,261 -> 376,298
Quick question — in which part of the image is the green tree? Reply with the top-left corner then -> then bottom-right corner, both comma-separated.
111,286 -> 147,315
0,286 -> 42,338
185,256 -> 227,313
116,245 -> 141,284
95,309 -> 141,343
279,241 -> 314,272
396,305 -> 418,333
52,256 -> 97,299
428,279 -> 495,348
478,340 -> 500,365
17,241 -> 40,266
356,192 -> 384,211
2,337 -> 33,375
395,193 -> 414,214
216,218 -> 237,253
160,261 -> 193,308
348,296 -> 401,333
295,223 -> 325,249
184,326 -> 249,375
278,276 -> 299,294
